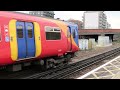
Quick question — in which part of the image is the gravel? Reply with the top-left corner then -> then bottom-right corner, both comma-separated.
73,42 -> 120,60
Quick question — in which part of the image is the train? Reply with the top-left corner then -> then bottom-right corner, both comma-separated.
0,11 -> 79,71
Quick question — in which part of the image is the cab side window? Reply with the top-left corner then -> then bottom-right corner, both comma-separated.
73,29 -> 76,38
67,29 -> 70,38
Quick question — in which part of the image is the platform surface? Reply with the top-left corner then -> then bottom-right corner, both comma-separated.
77,55 -> 120,79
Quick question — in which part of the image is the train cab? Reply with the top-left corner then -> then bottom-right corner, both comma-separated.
65,22 -> 79,52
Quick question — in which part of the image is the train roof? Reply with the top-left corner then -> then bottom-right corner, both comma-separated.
0,11 -> 78,30
0,11 -> 65,22
0,11 -> 59,24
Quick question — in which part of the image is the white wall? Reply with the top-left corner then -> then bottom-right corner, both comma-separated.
79,39 -> 88,50
84,12 -> 99,29
97,36 -> 112,47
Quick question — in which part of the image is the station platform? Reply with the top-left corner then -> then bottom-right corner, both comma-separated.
77,55 -> 120,79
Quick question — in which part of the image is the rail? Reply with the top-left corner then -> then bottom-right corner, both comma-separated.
22,47 -> 120,79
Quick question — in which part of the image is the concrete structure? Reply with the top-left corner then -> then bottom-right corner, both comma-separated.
79,29 -> 120,35
97,36 -> 112,47
79,39 -> 88,50
79,39 -> 95,50
82,11 -> 111,29
29,11 -> 55,18
78,29 -> 120,43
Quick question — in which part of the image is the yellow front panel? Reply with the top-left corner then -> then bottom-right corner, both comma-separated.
9,20 -> 18,61
33,22 -> 41,57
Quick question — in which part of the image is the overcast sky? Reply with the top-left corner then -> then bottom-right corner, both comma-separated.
16,11 -> 120,29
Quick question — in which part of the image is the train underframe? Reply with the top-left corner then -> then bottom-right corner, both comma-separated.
3,52 -> 75,72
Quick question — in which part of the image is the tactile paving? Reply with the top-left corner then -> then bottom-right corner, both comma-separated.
77,56 -> 120,79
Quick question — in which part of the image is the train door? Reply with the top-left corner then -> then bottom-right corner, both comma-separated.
67,25 -> 79,51
16,22 -> 26,59
25,22 -> 35,58
74,26 -> 79,47
71,26 -> 79,47
67,26 -> 72,51
16,21 -> 35,59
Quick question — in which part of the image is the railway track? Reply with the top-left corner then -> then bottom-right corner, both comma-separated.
22,47 -> 120,79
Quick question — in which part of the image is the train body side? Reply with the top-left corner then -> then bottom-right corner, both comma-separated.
0,11 -> 80,68
38,20 -> 68,59
0,11 -> 69,65
0,16 -> 12,65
